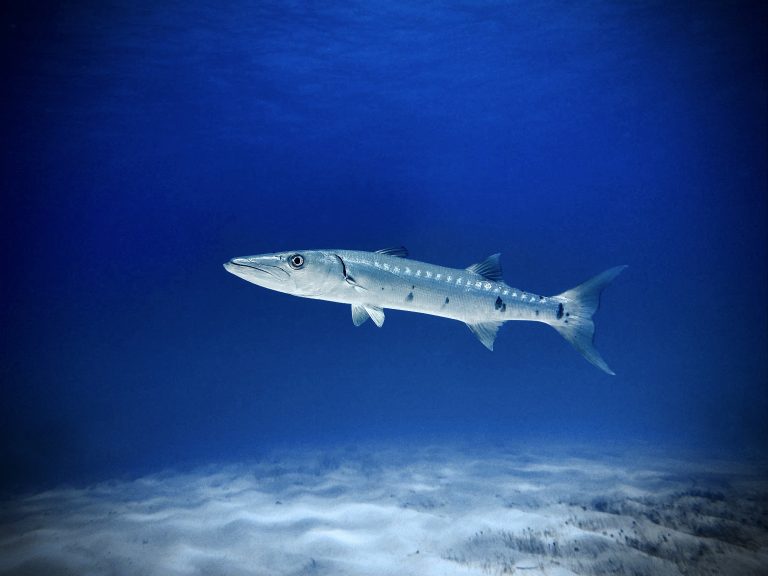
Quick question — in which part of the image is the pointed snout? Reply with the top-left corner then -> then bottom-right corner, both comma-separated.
223,257 -> 250,273
223,254 -> 292,288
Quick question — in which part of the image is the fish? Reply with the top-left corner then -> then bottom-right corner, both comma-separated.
224,247 -> 626,374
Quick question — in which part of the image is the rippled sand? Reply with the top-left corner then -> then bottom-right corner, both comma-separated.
1,445 -> 766,575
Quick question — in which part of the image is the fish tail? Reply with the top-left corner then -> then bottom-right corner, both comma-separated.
550,265 -> 627,375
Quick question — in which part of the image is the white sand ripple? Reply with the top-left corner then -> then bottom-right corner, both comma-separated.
1,445 -> 766,575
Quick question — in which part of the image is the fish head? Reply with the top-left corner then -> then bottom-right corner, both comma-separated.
224,250 -> 345,297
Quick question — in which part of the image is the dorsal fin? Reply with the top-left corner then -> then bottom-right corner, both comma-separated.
375,246 -> 409,258
466,253 -> 503,281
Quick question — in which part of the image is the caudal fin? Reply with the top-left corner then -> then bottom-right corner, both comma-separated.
551,265 -> 627,375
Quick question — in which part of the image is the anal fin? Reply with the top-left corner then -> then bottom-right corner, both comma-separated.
466,321 -> 504,351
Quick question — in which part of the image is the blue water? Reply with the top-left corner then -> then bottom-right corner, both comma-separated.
1,0 -> 766,494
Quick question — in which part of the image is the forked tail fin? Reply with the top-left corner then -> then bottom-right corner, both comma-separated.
551,265 -> 627,375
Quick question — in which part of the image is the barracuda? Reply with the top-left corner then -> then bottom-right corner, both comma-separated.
224,247 -> 626,374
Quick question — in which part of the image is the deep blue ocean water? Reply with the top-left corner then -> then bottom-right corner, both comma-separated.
2,0 -> 766,497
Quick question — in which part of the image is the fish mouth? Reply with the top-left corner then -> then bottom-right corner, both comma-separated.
224,258 -> 290,281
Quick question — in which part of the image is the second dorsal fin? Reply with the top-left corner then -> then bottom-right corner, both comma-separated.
466,253 -> 503,281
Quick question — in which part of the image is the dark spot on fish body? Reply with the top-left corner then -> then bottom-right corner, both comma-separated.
495,296 -> 503,310
444,297 -> 449,305
411,285 -> 415,289
535,309 -> 539,316
406,292 -> 414,302
557,303 -> 564,320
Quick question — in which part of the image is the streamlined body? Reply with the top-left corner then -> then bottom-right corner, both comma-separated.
224,247 -> 626,374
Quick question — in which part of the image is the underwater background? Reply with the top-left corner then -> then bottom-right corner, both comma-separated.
1,1 -> 767,574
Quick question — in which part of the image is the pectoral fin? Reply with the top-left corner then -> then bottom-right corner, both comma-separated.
336,253 -> 367,292
466,321 -> 504,351
345,275 -> 368,292
351,304 -> 386,328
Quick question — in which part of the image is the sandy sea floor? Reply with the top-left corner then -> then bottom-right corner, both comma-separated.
1,444 -> 766,576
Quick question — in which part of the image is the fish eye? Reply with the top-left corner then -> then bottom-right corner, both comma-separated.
289,254 -> 305,269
